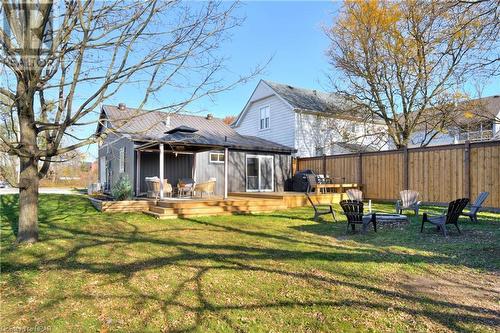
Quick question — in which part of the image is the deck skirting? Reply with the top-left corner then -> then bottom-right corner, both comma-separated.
89,192 -> 347,218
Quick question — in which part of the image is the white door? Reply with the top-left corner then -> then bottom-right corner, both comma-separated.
246,155 -> 274,192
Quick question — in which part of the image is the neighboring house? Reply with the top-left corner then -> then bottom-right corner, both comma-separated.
232,80 -> 388,157
408,95 -> 500,147
97,104 -> 295,197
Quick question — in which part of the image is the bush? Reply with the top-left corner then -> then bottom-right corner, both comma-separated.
111,174 -> 133,200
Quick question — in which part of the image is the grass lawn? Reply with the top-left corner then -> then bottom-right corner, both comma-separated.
1,194 -> 499,332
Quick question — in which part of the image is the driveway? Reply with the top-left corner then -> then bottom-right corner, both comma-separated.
0,187 -> 83,195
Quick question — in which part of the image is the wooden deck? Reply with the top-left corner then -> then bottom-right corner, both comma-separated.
91,191 -> 348,219
143,192 -> 347,219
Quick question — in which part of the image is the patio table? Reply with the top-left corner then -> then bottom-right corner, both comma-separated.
314,183 -> 359,194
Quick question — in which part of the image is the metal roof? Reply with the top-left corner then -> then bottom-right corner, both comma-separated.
100,105 -> 295,153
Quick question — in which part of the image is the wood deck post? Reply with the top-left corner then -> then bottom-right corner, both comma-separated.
159,143 -> 164,199
223,147 -> 229,199
464,140 -> 470,199
192,153 -> 197,182
136,150 -> 141,196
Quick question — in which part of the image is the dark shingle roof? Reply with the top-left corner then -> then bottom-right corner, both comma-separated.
100,105 -> 294,153
263,80 -> 353,114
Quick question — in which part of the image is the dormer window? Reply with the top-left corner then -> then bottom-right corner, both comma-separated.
260,106 -> 270,130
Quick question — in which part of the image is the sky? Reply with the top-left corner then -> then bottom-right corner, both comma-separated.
82,0 -> 499,160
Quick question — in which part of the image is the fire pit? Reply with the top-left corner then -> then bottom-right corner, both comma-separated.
363,213 -> 409,229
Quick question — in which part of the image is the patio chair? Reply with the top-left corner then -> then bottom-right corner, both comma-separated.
305,192 -> 337,222
306,174 -> 322,193
340,200 -> 376,233
195,178 -> 216,198
145,177 -> 172,199
346,189 -> 363,201
396,190 -> 421,216
461,192 -> 489,223
346,189 -> 372,212
177,177 -> 195,197
420,198 -> 469,237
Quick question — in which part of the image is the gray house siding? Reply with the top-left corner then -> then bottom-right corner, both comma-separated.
195,149 -> 292,194
195,150 -> 225,195
98,135 -> 135,190
227,150 -> 291,193
99,141 -> 292,196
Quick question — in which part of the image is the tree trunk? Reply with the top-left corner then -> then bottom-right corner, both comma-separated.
16,80 -> 40,243
17,156 -> 39,243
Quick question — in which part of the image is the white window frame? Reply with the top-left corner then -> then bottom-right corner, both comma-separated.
259,106 -> 270,130
99,156 -> 106,184
209,152 -> 225,164
119,147 -> 125,173
245,154 -> 274,192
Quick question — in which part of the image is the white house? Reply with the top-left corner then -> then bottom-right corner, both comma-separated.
408,95 -> 500,148
232,80 -> 388,157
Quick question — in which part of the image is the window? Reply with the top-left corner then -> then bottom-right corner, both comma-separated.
119,147 -> 125,173
209,152 -> 225,164
259,106 -> 270,130
99,156 -> 106,184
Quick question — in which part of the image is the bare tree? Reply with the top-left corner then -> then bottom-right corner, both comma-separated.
325,0 -> 499,148
0,0 -> 261,243
222,115 -> 236,125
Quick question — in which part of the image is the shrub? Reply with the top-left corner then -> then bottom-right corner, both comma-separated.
111,174 -> 133,200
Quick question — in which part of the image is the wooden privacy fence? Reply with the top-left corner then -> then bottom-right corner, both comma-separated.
295,140 -> 500,209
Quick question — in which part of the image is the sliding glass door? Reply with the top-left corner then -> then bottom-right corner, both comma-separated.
246,155 -> 274,192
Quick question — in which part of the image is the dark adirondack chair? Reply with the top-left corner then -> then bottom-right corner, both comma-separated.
421,198 -> 469,237
340,200 -> 376,233
461,192 -> 489,223
396,190 -> 421,216
306,174 -> 318,193
306,174 -> 327,194
305,174 -> 336,221
305,192 -> 337,222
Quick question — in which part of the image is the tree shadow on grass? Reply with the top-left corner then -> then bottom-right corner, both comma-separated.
0,195 -> 19,236
1,196 -> 499,332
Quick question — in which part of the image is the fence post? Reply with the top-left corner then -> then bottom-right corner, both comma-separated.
322,154 -> 327,177
464,141 -> 471,199
403,146 -> 409,190
357,152 -> 362,187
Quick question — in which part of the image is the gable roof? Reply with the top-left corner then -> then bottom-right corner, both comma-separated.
407,94 -> 500,131
263,80 -> 351,114
99,105 -> 295,153
455,95 -> 500,125
233,80 -> 371,127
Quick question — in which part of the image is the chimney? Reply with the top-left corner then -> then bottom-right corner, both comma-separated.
206,113 -> 213,120
164,114 -> 171,127
118,103 -> 126,110
313,90 -> 317,95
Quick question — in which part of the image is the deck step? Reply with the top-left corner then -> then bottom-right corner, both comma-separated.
156,199 -> 284,209
228,193 -> 286,200
144,200 -> 287,219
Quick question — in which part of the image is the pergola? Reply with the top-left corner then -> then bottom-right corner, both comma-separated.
135,140 -> 229,199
